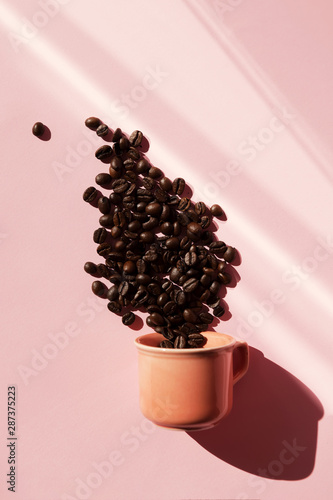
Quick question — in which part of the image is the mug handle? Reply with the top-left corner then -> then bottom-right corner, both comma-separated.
232,341 -> 249,385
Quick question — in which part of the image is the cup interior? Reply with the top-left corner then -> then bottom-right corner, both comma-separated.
135,331 -> 235,353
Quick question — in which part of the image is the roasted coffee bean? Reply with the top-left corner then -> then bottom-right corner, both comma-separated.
98,263 -> 111,279
172,177 -> 185,195
91,280 -> 106,297
178,197 -> 191,211
162,328 -> 176,341
170,267 -> 181,283
110,226 -> 121,239
187,209 -> 199,222
95,145 -> 112,160
113,212 -> 126,227
99,214 -> 114,228
107,300 -> 121,313
188,333 -> 206,347
123,230 -> 139,239
112,127 -> 122,142
119,136 -> 129,151
213,304 -> 225,317
145,202 -> 162,217
174,335 -> 187,349
185,251 -> 197,266
122,311 -> 135,325
160,222 -> 173,235
147,282 -> 161,295
136,273 -> 151,286
95,173 -> 112,186
195,201 -> 206,215
83,186 -> 97,202
160,177 -> 172,191
136,158 -> 150,173
209,281 -> 220,295
157,293 -> 169,307
210,204 -> 224,217
160,340 -> 174,348
148,166 -> 162,179
96,123 -> 109,137
140,231 -> 154,244
123,260 -> 137,274
217,272 -> 232,285
109,166 -> 122,179
143,249 -> 158,262
135,259 -> 147,274
129,130 -> 143,147
84,262 -> 98,275
107,285 -> 119,301
85,117 -> 101,130
180,236 -> 191,251
183,277 -> 199,292
109,193 -> 122,205
209,241 -> 227,255
97,242 -> 112,257
199,312 -> 213,323
32,121 -> 45,137
110,156 -> 123,171
162,280 -> 173,294
149,312 -> 165,326
154,188 -> 168,202
163,301 -> 177,315
93,227 -> 107,244
174,289 -> 186,306
127,147 -> 140,160
200,274 -> 211,287
199,216 -> 210,229
165,237 -> 179,250
118,281 -> 130,297
199,289 -> 211,304
177,212 -> 190,226
142,177 -> 155,190
183,308 -> 198,323
98,196 -> 111,214
112,178 -> 128,193
186,222 -> 202,241
223,246 -> 236,263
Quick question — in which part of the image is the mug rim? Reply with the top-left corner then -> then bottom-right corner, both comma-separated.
134,331 -> 238,354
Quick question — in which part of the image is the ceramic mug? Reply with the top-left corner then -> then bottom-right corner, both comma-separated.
134,331 -> 249,431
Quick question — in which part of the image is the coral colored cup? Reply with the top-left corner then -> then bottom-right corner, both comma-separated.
134,331 -> 249,431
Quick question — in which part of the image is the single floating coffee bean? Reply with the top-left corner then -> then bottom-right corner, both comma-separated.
85,117 -> 102,130
91,280 -> 106,297
95,173 -> 112,186
195,201 -> 206,215
83,186 -> 97,202
210,204 -> 224,217
96,123 -> 109,137
122,312 -> 135,326
32,121 -> 45,137
84,262 -> 97,275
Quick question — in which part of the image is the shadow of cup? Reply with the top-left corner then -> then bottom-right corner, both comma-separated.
187,347 -> 324,480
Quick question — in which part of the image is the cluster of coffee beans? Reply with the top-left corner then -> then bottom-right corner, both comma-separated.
83,117 -> 238,348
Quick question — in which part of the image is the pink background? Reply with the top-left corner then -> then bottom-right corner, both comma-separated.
1,0 -> 333,499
